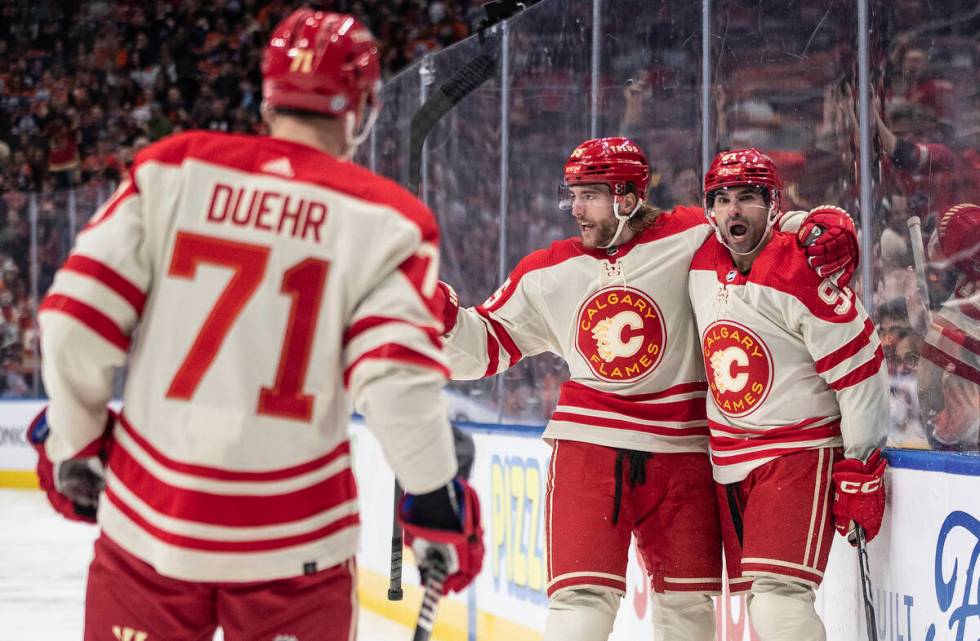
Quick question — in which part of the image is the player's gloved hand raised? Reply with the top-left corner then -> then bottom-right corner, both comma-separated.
27,406 -> 116,523
431,280 -> 460,336
798,205 -> 859,288
398,477 -> 484,595
832,449 -> 887,544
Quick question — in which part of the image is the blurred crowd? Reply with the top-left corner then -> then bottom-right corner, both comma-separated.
0,0 -> 480,396
0,0 -> 977,452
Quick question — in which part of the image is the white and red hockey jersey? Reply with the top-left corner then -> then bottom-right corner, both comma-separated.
920,278 -> 979,446
445,207 -> 714,453
688,231 -> 888,484
39,131 -> 456,582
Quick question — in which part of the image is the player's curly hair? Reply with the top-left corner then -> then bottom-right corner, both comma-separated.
628,202 -> 662,233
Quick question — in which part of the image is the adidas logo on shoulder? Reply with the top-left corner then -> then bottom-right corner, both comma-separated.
261,157 -> 295,178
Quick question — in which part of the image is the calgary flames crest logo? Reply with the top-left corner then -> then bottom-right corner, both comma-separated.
702,320 -> 773,417
576,287 -> 666,382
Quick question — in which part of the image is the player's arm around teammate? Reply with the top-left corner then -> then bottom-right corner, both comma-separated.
690,149 -> 888,641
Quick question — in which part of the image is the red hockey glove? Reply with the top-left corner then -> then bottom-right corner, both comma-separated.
28,406 -> 116,524
399,478 -> 485,595
798,206 -> 859,288
832,449 -> 887,543
432,280 -> 460,336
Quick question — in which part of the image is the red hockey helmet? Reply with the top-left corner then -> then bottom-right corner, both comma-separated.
262,9 -> 381,118
936,203 -> 980,280
562,137 -> 649,198
704,148 -> 784,212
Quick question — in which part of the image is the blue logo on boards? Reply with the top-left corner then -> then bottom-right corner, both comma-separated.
926,510 -> 980,641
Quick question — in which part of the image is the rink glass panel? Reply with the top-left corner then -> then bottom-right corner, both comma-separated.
7,0 -> 977,451
496,0 -> 594,424
867,0 -> 980,451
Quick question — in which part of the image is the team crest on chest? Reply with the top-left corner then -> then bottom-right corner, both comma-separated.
702,320 -> 773,417
575,286 -> 666,382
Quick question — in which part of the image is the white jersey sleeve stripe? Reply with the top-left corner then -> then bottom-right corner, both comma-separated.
39,294 -> 131,351
344,315 -> 441,349
62,254 -> 146,315
826,345 -> 885,391
343,344 -> 448,389
813,318 -> 875,374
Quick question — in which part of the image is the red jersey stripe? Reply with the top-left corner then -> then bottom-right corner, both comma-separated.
559,386 -> 708,423
813,319 -> 875,374
482,328 -> 501,378
342,343 -> 448,388
708,415 -> 833,436
560,379 -> 708,404
551,411 -> 708,437
921,343 -> 980,384
709,423 -> 841,451
105,488 -> 359,552
827,346 -> 884,390
109,441 -> 356,527
344,316 -> 441,350
476,307 -> 523,368
39,294 -> 130,351
932,315 -> 980,356
116,413 -> 350,481
62,255 -> 147,315
711,445 -> 817,466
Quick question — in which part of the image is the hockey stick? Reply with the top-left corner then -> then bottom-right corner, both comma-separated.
906,216 -> 930,310
387,482 -> 405,600
855,526 -> 879,641
387,54 -> 495,603
406,53 -> 496,195
412,555 -> 449,641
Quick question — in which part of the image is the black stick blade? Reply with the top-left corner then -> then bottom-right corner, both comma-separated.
439,54 -> 496,105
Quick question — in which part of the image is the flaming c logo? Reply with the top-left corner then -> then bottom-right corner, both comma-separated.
702,320 -> 773,417
576,287 -> 665,382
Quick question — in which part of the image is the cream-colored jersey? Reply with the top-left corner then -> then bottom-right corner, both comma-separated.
688,231 -> 888,483
446,207 -> 713,453
39,131 -> 456,582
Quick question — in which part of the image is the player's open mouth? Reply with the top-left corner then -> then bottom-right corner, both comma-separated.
729,223 -> 748,238
580,223 -> 594,231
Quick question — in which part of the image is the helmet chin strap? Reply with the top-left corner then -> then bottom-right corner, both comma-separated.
598,198 -> 643,249
340,103 -> 380,160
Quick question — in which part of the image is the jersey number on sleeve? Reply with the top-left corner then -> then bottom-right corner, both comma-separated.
165,231 -> 328,422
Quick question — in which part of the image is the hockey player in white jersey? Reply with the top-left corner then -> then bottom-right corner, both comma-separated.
689,149 -> 889,641
29,9 -> 483,641
431,137 -> 860,641
906,203 -> 979,450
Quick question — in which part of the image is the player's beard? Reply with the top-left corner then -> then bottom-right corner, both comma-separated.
581,216 -> 620,248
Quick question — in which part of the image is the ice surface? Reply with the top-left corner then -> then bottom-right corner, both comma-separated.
0,489 -> 410,641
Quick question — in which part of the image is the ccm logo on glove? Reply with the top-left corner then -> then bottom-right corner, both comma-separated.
837,478 -> 883,494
